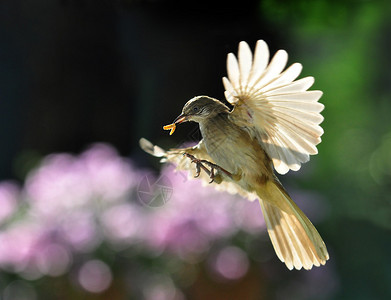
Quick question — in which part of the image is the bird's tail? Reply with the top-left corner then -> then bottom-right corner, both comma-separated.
256,179 -> 329,270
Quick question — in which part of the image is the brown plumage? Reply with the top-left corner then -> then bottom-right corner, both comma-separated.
140,40 -> 328,270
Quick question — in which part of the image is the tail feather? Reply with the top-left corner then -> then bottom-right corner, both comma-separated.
257,180 -> 329,270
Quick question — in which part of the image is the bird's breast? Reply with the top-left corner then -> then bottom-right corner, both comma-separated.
199,115 -> 271,180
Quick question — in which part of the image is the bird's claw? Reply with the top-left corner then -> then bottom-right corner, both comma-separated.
194,161 -> 201,178
183,153 -> 232,184
183,153 -> 205,179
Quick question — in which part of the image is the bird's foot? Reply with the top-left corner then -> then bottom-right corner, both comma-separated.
183,153 -> 209,179
183,153 -> 232,183
199,160 -> 233,183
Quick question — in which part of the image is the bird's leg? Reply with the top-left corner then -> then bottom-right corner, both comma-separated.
183,153 -> 233,184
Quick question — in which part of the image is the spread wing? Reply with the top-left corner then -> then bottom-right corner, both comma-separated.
139,138 -> 257,201
223,40 -> 324,174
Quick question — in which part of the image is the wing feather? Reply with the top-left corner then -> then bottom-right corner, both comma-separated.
257,63 -> 303,94
272,106 -> 324,124
266,91 -> 323,103
222,77 -> 237,104
263,76 -> 313,95
251,50 -> 288,93
248,40 -> 269,87
227,53 -> 240,91
238,41 -> 252,93
224,40 -> 324,174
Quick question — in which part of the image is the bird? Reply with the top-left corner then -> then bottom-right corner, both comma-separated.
140,40 -> 329,270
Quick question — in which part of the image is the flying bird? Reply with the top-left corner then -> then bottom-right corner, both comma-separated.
140,40 -> 328,270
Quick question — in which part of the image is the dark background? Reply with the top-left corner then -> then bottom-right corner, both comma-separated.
1,0 -> 391,299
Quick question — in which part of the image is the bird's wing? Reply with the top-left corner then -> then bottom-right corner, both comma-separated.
223,40 -> 324,174
139,138 -> 258,201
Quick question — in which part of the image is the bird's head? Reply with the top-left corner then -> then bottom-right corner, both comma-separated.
172,96 -> 229,125
163,96 -> 229,135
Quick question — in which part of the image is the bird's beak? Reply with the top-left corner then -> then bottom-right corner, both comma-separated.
163,113 -> 188,135
173,114 -> 187,124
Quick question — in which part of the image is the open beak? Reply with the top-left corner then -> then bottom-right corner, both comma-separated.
173,114 -> 187,124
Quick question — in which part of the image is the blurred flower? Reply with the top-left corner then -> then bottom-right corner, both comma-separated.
80,143 -> 138,200
0,219 -> 71,279
35,243 -> 71,277
208,246 -> 249,281
59,210 -> 101,252
101,203 -> 143,246
25,144 -> 137,219
232,198 -> 266,234
143,165 -> 246,259
25,153 -> 92,217
0,221 -> 41,273
0,142 -> 334,298
0,144 -> 140,282
78,260 -> 113,293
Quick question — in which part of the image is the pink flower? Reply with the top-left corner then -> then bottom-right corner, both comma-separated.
80,143 -> 138,200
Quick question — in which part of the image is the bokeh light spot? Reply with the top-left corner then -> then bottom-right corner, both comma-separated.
36,243 -> 71,277
78,260 -> 112,293
210,246 -> 249,281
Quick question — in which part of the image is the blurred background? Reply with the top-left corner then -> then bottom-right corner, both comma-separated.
0,0 -> 390,299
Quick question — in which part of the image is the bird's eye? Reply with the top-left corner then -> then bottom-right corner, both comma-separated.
193,106 -> 199,112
